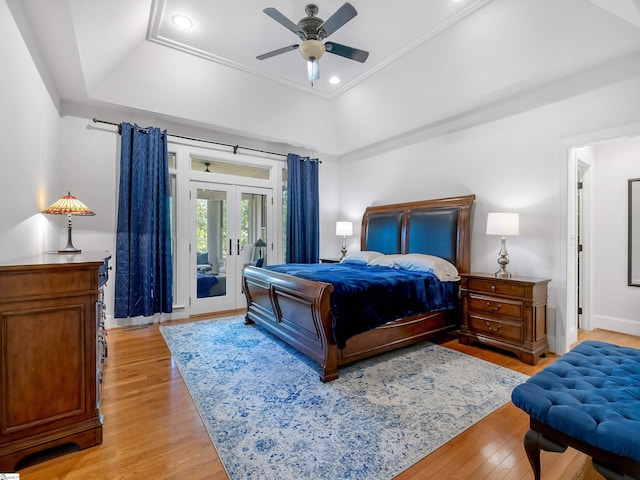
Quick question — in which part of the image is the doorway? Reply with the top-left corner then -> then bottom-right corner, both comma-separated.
576,153 -> 593,332
562,123 -> 640,354
190,181 -> 272,315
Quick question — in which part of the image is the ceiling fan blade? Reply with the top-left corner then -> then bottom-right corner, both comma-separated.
324,42 -> 369,63
256,44 -> 299,60
318,2 -> 357,38
263,8 -> 305,39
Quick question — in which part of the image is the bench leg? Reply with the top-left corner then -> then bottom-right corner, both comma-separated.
524,429 -> 543,480
524,428 -> 567,480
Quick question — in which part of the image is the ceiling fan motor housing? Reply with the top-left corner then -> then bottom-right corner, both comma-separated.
298,4 -> 325,40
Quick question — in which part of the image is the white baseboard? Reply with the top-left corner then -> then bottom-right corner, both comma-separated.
592,314 -> 640,337
105,307 -> 189,329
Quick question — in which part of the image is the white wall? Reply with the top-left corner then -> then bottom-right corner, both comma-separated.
318,155 -> 342,259
592,136 -> 640,335
337,75 -> 640,353
0,0 -> 59,260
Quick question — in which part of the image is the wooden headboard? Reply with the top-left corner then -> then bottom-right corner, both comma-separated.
360,194 -> 476,274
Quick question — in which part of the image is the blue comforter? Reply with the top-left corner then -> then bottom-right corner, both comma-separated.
265,263 -> 459,348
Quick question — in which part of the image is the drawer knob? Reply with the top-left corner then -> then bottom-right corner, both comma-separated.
486,322 -> 501,333
491,285 -> 496,292
486,301 -> 502,311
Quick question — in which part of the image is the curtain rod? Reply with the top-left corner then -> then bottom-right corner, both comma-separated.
92,117 -> 290,158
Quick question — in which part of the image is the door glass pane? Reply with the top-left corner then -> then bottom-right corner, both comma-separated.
240,193 -> 268,267
196,188 -> 227,298
170,174 -> 177,302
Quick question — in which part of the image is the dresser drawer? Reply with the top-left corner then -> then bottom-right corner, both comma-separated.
467,278 -> 525,297
468,294 -> 523,320
469,315 -> 523,343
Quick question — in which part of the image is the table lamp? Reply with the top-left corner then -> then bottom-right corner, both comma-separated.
336,221 -> 353,260
42,192 -> 95,253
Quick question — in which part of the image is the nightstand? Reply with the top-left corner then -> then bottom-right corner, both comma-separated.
459,273 -> 550,365
319,258 -> 341,263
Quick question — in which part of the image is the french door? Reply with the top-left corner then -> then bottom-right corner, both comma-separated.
190,181 -> 272,315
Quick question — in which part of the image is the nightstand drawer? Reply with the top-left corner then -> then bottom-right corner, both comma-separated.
468,294 -> 523,320
467,279 -> 525,297
469,315 -> 522,343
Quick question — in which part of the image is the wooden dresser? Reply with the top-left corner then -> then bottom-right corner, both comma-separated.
459,273 -> 550,365
0,251 -> 110,471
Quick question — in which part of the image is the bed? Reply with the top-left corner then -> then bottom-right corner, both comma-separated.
242,194 -> 475,382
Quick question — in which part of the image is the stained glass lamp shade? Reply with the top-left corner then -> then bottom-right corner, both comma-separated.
42,192 -> 95,253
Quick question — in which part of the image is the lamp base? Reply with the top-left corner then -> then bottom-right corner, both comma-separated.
58,247 -> 81,254
494,236 -> 511,278
59,219 -> 81,253
494,269 -> 511,279
340,237 -> 347,260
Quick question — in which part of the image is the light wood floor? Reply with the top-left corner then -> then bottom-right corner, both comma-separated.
18,315 -> 640,480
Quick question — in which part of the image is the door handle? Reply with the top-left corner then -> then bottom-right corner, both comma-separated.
229,238 -> 232,256
237,239 -> 240,256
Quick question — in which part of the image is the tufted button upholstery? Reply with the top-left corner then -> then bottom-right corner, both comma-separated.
512,340 -> 640,461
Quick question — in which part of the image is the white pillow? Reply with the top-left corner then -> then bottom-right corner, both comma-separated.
340,250 -> 383,265
368,254 -> 402,268
392,253 -> 460,282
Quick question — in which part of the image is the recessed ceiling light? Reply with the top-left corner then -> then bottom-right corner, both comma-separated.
172,15 -> 193,29
329,76 -> 341,85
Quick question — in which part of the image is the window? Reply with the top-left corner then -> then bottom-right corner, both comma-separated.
191,157 -> 270,180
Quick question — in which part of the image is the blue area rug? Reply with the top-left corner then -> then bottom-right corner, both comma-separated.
160,316 -> 528,480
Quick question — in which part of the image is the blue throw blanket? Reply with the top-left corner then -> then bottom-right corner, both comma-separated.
265,263 -> 459,348
197,273 -> 219,298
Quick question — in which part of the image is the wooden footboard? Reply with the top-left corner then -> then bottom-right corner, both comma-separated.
242,265 -> 340,382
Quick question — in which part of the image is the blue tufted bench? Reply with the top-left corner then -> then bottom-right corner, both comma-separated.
511,340 -> 640,480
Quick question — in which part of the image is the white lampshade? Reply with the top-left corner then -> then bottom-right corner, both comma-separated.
486,212 -> 519,236
336,221 -> 353,237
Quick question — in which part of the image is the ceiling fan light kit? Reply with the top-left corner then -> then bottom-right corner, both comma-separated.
299,39 -> 325,61
258,3 -> 369,85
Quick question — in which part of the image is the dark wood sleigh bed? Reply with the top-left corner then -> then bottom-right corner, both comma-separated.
242,194 -> 475,382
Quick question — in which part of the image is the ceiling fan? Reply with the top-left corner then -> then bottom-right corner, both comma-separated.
256,3 -> 369,84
